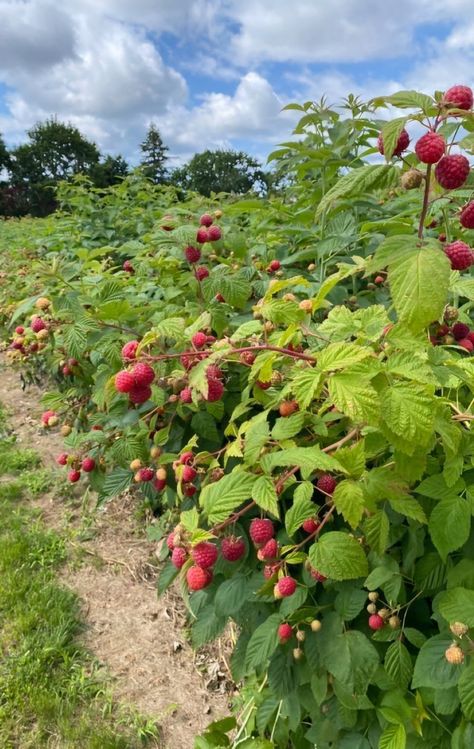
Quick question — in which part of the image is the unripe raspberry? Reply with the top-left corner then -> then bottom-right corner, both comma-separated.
185,245 -> 201,263
445,644 -> 464,664
310,568 -> 327,583
444,305 -> 459,322
279,400 -> 299,417
123,260 -> 134,273
155,467 -> 167,481
115,370 -> 135,393
377,128 -> 409,157
68,469 -> 81,483
302,518 -> 319,534
435,155 -> 470,189
150,446 -> 161,460
388,615 -> 401,629
36,329 -> 49,341
452,322 -> 470,341
161,214 -> 174,231
249,518 -> 275,546
444,240 -> 474,271
296,630 -> 306,642
257,538 -> 279,561
458,338 -> 473,352
401,169 -> 423,189
41,409 -> 56,425
56,453 -> 68,466
460,201 -> 474,229
192,331 -> 208,349
293,647 -> 304,660
310,619 -> 322,632
138,467 -> 155,482
166,532 -> 175,550
205,378 -> 224,402
450,622 -> 469,637
82,457 -> 95,472
31,316 -> 46,333
199,213 -> 213,227
368,591 -> 379,602
171,546 -> 187,569
299,299 -> 313,312
274,576 -> 297,598
129,384 -> 152,404
47,415 -> 59,427
191,541 -> 218,569
196,228 -> 209,244
221,536 -> 246,562
268,259 -> 281,272
378,608 -> 390,620
415,132 -> 445,164
122,340 -> 139,361
367,603 -> 377,614
187,565 -> 213,591
214,209 -> 223,219
130,458 -> 142,471
278,622 -> 293,643
208,225 -> 222,241
443,85 -> 473,111
316,474 -> 337,495
131,362 -> 155,386
179,451 -> 194,465
195,265 -> 209,281
179,387 -> 193,403
182,465 -> 197,483
368,614 -> 384,630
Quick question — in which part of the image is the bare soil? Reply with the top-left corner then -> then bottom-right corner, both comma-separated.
0,360 -> 231,748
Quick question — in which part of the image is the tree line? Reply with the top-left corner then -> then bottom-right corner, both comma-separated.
0,119 -> 272,216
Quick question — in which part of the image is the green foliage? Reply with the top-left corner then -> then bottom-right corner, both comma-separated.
170,148 -> 269,196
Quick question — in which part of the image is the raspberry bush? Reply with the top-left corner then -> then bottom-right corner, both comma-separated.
2,86 -> 474,748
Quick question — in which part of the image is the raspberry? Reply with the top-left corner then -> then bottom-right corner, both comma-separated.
183,483 -> 197,496
161,214 -> 174,231
458,338 -> 473,352
377,128 -> 409,157
182,465 -> 197,482
179,451 -> 194,465
129,384 -> 152,404
445,644 -> 464,664
414,132 -> 445,164
15,326 -> 24,334
205,378 -> 224,402
185,245 -> 201,263
302,518 -> 319,534
121,340 -> 139,361
31,316 -> 46,333
249,518 -> 275,546
195,265 -> 209,281
115,370 -> 135,393
62,365 -> 72,376
438,233 -> 446,243
444,240 -> 474,270
468,332 -> 474,344
82,457 -> 95,472
268,259 -> 281,272
41,409 -> 56,425
221,536 -> 246,561
443,85 -> 473,111
368,614 -> 384,631
166,532 -> 175,550
263,563 -> 280,579
310,568 -> 327,583
192,331 -> 208,349
171,546 -> 187,569
279,400 -> 299,417
56,453 -> 68,466
316,474 -> 337,495
187,565 -> 213,591
256,380 -> 271,390
191,542 -> 218,569
401,169 -> 423,189
452,322 -> 470,340
215,293 -> 225,302
258,538 -> 279,560
199,213 -> 213,227
275,576 -> 297,598
278,623 -> 293,643
131,362 -> 155,387
123,260 -> 134,273
311,619 -> 322,632
179,388 -> 193,403
154,478 -> 166,491
450,622 -> 469,637
196,228 -> 209,244
460,202 -> 474,228
206,364 -> 223,380
240,351 -> 256,365
435,155 -> 470,190
137,467 -> 154,482
181,352 -> 202,370
68,469 -> 81,483
208,225 -> 222,241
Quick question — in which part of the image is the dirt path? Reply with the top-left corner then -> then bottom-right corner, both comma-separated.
0,360 -> 230,748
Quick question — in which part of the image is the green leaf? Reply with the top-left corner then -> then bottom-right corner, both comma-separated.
316,165 -> 400,218
388,497 -> 427,523
380,117 -> 407,160
244,613 -> 281,671
329,369 -> 380,424
214,576 -> 249,616
157,561 -> 179,596
309,532 -> 368,580
458,663 -> 474,720
429,496 -> 471,560
272,411 -> 306,440
383,89 -> 434,112
384,641 -> 413,689
285,496 -> 317,537
333,480 -> 365,528
412,634 -> 465,689
416,474 -> 464,500
334,588 -> 367,621
252,475 -> 279,518
378,723 -> 406,749
293,481 -> 314,503
317,342 -> 374,372
200,470 -> 257,524
260,446 -> 342,479
333,440 -> 365,479
438,587 -> 474,627
191,605 -> 227,648
364,510 -> 390,555
381,381 -> 434,451
319,629 -> 379,694
98,467 -> 133,501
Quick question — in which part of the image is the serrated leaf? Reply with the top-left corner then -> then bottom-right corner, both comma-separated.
438,587 -> 474,627
317,342 -> 374,372
244,613 -> 281,671
333,480 -> 365,528
458,663 -> 474,720
380,117 -> 408,161
378,723 -> 406,749
381,381 -> 434,448
157,561 -> 179,596
384,641 -> 413,689
429,496 -> 471,560
383,89 -> 434,112
214,576 -> 249,616
200,470 -> 257,524
293,481 -> 314,503
329,369 -> 380,424
364,510 -> 390,554
99,467 -> 133,500
388,497 -> 427,523
272,411 -> 306,440
316,165 -> 400,218
309,532 -> 368,581
333,440 -> 365,479
252,475 -> 279,518
412,634 -> 465,689
260,446 -> 342,479
286,496 -> 316,537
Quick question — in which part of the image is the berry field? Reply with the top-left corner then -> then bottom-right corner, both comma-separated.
2,87 -> 474,749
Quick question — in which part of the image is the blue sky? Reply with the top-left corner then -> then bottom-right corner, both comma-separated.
1,1 -> 474,166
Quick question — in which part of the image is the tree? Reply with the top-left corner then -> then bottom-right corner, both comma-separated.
139,124 -> 168,184
0,133 -> 10,172
90,155 -> 129,188
170,149 -> 269,196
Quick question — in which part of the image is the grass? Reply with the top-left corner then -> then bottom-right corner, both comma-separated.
0,405 -> 161,748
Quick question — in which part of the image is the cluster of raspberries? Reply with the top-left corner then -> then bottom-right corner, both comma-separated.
431,321 -> 474,353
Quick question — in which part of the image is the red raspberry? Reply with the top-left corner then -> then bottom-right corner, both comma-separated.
123,260 -> 134,273
368,614 -> 385,631
435,155 -> 470,189
31,317 -> 46,333
82,457 -> 95,472
166,532 -> 175,550
131,362 -> 155,387
199,213 -> 213,227
129,384 -> 152,404
179,388 -> 193,403
154,478 -> 166,491
121,340 -> 139,361
460,202 -> 474,228
15,326 -> 24,334
182,465 -> 197,482
443,85 -> 473,111
180,352 -> 202,370
302,518 -> 319,534
268,259 -> 281,272
316,474 -> 337,495
191,542 -> 218,569
221,536 -> 246,561
41,409 -> 56,425
56,453 -> 68,466
205,378 -> 224,402
138,467 -> 155,482
444,240 -> 474,270
275,576 -> 297,598
438,233 -> 446,243
377,128 -> 409,157
458,338 -> 474,352
192,331 -> 208,349
196,228 -> 209,244
278,623 -> 293,644
249,518 -> 275,546
195,265 -> 209,281
208,225 -> 222,241
185,245 -> 201,263
452,322 -> 470,340
257,538 -> 279,561
62,365 -> 72,376
183,483 -> 197,497
171,547 -> 187,569
179,451 -> 194,464
215,293 -> 225,302
414,132 -> 445,164
256,380 -> 271,390
264,563 -> 280,579
467,332 -> 474,344
206,364 -> 223,380
187,565 -> 213,590
240,351 -> 256,365
68,469 -> 81,483
310,568 -> 327,582
115,370 -> 135,393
